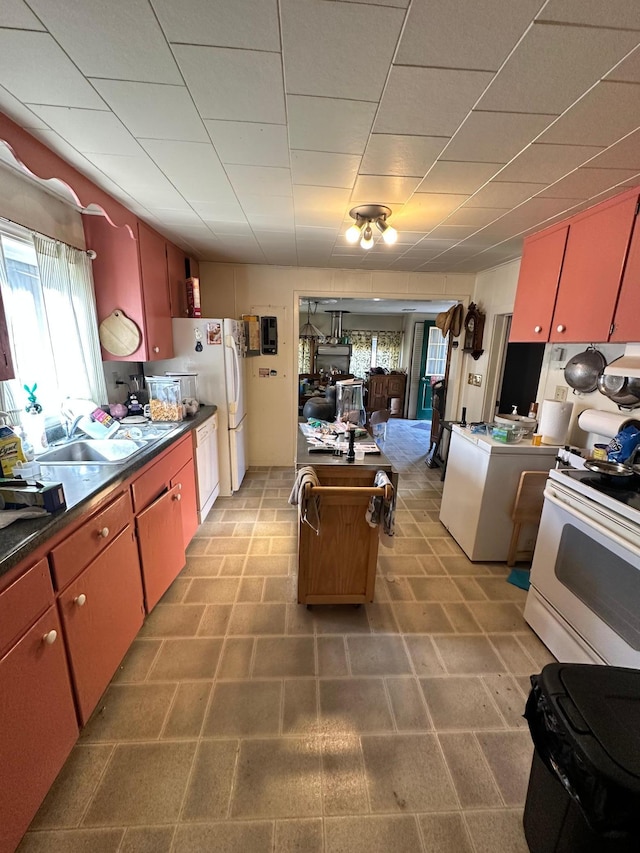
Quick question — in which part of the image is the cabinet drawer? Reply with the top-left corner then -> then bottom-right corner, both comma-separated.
131,436 -> 192,512
0,557 -> 54,656
50,490 -> 132,590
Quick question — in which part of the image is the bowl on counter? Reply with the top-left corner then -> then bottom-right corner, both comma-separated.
494,413 -> 537,435
490,423 -> 527,444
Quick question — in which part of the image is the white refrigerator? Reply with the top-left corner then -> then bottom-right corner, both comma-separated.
150,318 -> 248,496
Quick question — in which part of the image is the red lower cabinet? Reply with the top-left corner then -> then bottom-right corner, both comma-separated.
136,484 -> 186,612
0,606 -> 78,853
57,526 -> 145,725
172,457 -> 199,550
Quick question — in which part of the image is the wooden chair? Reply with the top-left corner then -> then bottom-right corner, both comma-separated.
507,470 -> 549,567
369,409 -> 390,441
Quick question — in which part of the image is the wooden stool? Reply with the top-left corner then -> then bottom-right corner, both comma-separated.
507,470 -> 548,567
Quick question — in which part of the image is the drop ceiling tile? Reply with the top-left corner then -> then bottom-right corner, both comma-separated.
291,151 -> 361,188
538,167 -> 640,199
351,175 -> 421,204
584,130 -> 640,170
175,45 -> 285,123
293,185 -> 351,227
0,0 -> 45,29
606,47 -> 640,82
537,0 -> 640,29
340,0 -> 409,6
206,221 -> 253,237
397,0 -> 541,71
226,164 -> 292,197
360,135 -> 447,177
145,209 -> 204,227
539,82 -> 640,147
28,0 -> 181,83
441,111 -> 556,164
0,31 -> 105,109
393,193 -> 468,229
477,23 -> 640,114
241,194 -> 295,227
151,0 -> 280,50
466,181 -> 546,207
28,106 -> 142,156
140,139 -> 232,203
375,67 -> 495,136
205,121 -> 289,167
192,199 -> 248,223
288,96 -> 376,154
445,207 -> 509,227
495,143 -> 603,183
83,152 -> 190,208
418,161 -> 500,194
90,80 -> 208,143
281,0 -> 404,101
0,86 -> 48,129
428,225 -> 475,240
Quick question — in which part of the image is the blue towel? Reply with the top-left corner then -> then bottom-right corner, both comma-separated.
507,568 -> 530,591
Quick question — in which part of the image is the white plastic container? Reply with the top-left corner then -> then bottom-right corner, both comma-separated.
146,377 -> 184,422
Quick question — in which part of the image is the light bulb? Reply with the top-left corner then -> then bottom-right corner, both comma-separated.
345,222 -> 362,244
382,225 -> 398,245
360,224 -> 374,250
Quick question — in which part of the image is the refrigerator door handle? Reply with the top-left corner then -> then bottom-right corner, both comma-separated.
225,333 -> 240,414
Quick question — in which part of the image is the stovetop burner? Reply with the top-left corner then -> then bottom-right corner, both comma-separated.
561,469 -> 640,514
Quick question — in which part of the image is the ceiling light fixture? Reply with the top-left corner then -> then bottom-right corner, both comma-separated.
345,204 -> 398,249
299,300 -> 325,341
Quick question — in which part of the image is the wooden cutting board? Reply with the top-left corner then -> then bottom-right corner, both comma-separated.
99,310 -> 141,356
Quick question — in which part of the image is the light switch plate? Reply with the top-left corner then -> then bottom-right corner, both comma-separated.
468,373 -> 482,386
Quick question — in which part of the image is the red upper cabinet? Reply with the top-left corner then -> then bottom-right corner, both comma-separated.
83,214 -> 173,361
550,193 -> 639,343
611,211 -> 640,343
509,226 -> 568,343
167,241 -> 187,318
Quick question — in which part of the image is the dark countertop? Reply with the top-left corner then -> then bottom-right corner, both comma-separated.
0,406 -> 217,579
296,427 -> 395,472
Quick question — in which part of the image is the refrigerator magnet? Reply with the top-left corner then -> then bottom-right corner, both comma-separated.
207,322 -> 222,345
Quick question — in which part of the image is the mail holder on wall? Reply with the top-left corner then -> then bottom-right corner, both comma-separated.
463,302 -> 485,360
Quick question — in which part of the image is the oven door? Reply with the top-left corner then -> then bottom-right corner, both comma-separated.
526,482 -> 640,667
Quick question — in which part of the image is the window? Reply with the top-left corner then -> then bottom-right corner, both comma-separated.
348,329 -> 403,376
425,326 -> 447,376
0,223 -> 107,430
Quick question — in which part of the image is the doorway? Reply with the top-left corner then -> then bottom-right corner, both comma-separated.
415,321 -> 448,420
498,341 -> 545,416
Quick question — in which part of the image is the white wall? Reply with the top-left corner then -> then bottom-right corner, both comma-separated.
199,263 -> 475,466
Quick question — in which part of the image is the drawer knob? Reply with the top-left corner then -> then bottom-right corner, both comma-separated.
74,594 -> 87,607
99,527 -> 110,538
43,629 -> 57,645
556,324 -> 566,333
534,325 -> 542,333
173,493 -> 182,502
153,346 -> 160,353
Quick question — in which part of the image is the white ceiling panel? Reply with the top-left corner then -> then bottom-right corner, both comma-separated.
291,151 -> 361,188
288,96 -> 376,154
584,130 -> 640,170
27,0 -> 181,84
174,45 -> 286,124
351,175 -> 421,205
83,152 -> 190,208
360,135 -> 447,177
466,181 -> 547,208
29,106 -> 142,156
397,0 -> 541,71
226,164 -> 292,198
539,82 -> 640,147
393,193 -> 469,230
445,207 -> 510,227
478,23 -> 640,114
0,31 -> 105,109
293,185 -> 351,227
280,0 -> 404,101
606,46 -> 640,82
206,220 -> 253,237
295,226 -> 339,243
192,196 -> 248,222
441,111 -> 556,164
375,67 -> 495,136
90,80 -> 208,143
139,139 -> 231,203
205,121 -> 289,167
418,162 -> 500,195
0,86 -> 48,129
0,0 -> 45,29
241,194 -> 295,225
539,167 -> 640,199
537,0 -> 640,29
151,0 -> 280,51
495,143 -> 603,184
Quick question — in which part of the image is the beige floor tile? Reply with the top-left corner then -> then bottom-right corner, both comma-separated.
366,602 -> 400,633
283,679 -> 318,734
286,601 -> 316,635
392,602 -> 456,633
231,738 -> 322,818
515,675 -> 533,696
475,576 -> 528,602
181,555 -> 223,577
476,730 -> 534,805
380,537 -> 434,556
395,521 -> 425,538
428,539 -> 463,557
516,632 -> 557,668
139,604 -> 205,638
162,681 -> 212,739
217,637 -> 255,679
29,744 -> 114,829
158,577 -> 191,604
404,635 -> 447,675
183,577 -> 239,603
420,677 -> 505,730
181,740 -> 238,821
111,639 -> 161,683
120,826 -> 175,853
408,577 -> 463,601
468,602 -> 529,632
254,521 -> 296,537
418,554 -> 448,575
270,537 -> 297,555
206,537 -> 251,555
319,679 -> 393,734
203,681 -> 281,736
489,634 -> 538,674
378,555 -> 427,575
417,813 -> 475,853
442,602 -> 483,633
317,637 -> 348,676
83,741 -> 197,826
80,683 -> 176,741
313,605 -> 371,634
185,538 -> 208,556
228,602 -> 287,635
440,555 -> 493,575
237,576 -> 264,601
380,575 -> 415,601
196,603 -> 233,636
432,635 -> 506,675
452,576 -> 488,601
482,674 -> 528,728
263,575 -> 296,601
386,677 -> 431,731
253,637 -> 316,677
223,508 -> 271,522
244,555 -> 290,575
325,814 -> 422,853
172,822 -> 273,853
275,819 -> 323,853
218,555 -> 247,575
17,828 -> 124,852
148,638 -> 223,681
321,734 -> 368,816
438,733 -> 502,808
347,635 -> 412,676
464,809 -> 529,853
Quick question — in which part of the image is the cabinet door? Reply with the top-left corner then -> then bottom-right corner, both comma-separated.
138,221 -> 173,360
0,285 -> 15,381
167,241 -> 187,318
509,227 -> 568,342
611,211 -> 640,342
171,457 -> 199,550
58,526 -> 144,724
0,607 -> 78,853
551,195 -> 638,342
136,484 -> 185,612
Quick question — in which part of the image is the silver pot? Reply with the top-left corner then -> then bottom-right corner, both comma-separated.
564,346 -> 607,394
596,373 -> 640,409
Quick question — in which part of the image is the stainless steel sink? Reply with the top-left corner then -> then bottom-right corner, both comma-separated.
37,439 -> 146,465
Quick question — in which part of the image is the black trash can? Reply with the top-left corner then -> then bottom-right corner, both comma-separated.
523,663 -> 640,853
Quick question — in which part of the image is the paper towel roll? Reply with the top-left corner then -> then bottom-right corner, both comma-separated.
577,408 -> 632,440
539,399 -> 573,445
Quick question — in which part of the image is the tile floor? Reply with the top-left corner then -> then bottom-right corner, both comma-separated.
20,420 -> 554,852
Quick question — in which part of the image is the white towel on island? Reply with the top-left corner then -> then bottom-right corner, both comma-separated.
365,470 -> 395,541
288,466 -> 321,534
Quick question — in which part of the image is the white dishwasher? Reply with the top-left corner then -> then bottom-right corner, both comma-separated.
439,426 -> 559,562
194,412 -> 220,523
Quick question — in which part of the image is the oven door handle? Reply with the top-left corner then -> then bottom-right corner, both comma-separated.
545,487 -> 640,558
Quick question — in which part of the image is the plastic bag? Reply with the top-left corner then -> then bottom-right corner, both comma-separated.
606,426 -> 640,464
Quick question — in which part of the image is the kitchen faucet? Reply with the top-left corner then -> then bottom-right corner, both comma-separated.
63,414 -> 85,441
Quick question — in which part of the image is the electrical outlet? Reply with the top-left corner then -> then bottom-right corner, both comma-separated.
467,373 -> 483,386
554,385 -> 568,402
